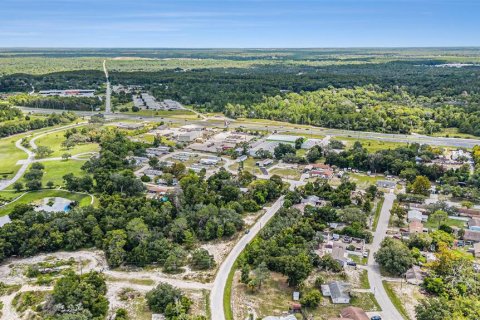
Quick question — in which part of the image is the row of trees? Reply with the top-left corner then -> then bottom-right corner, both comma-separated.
0,105 -> 77,138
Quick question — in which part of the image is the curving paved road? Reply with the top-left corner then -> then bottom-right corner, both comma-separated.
367,191 -> 404,320
210,196 -> 284,320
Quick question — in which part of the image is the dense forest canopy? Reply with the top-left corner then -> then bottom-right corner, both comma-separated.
1,48 -> 480,135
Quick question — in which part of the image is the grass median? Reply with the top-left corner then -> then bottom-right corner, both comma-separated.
383,280 -> 410,320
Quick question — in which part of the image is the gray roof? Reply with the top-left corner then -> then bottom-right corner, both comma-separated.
329,281 -> 350,300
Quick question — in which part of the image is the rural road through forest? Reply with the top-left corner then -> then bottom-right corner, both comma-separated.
210,196 -> 284,320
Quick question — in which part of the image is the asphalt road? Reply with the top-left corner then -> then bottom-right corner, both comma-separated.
367,191 -> 404,320
210,196 -> 284,320
18,107 -> 480,149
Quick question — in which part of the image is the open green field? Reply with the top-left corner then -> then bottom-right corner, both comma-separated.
0,135 -> 25,179
39,160 -> 87,187
0,189 -> 93,216
349,173 -> 384,188
0,124 -> 85,179
424,217 -> 467,229
228,157 -> 265,176
33,128 -> 99,158
269,167 -> 302,180
334,137 -> 407,152
432,127 -> 479,139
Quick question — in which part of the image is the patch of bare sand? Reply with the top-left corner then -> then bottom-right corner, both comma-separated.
390,281 -> 424,320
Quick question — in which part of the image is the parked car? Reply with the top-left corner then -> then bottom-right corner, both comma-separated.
363,251 -> 369,258
347,261 -> 357,267
371,316 -> 382,320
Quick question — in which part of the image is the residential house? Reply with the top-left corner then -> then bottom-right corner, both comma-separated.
146,146 -> 170,156
468,218 -> 480,231
408,210 -> 428,223
301,195 -> 321,206
144,169 -> 163,178
199,158 -> 220,166
376,180 -> 397,189
459,208 -> 480,218
409,220 -> 424,234
331,245 -> 347,267
464,229 -> 480,244
310,169 -> 334,179
256,159 -> 273,167
321,281 -> 351,304
340,307 -> 369,320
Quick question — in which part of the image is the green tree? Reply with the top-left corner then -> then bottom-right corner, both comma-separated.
411,175 -> 431,196
191,248 -> 215,270
104,230 -> 127,268
300,289 -> 322,308
146,283 -> 182,314
429,210 -> 449,229
62,152 -> 72,160
374,237 -> 414,276
34,145 -> 53,158
12,181 -> 23,192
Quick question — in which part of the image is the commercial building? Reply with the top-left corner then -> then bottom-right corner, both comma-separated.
266,134 -> 303,145
38,89 -> 95,97
177,131 -> 203,142
117,122 -> 145,130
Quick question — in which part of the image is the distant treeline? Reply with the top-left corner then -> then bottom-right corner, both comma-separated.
225,86 -> 480,136
8,94 -> 103,112
0,108 -> 78,137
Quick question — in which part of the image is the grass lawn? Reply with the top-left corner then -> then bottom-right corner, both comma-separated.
233,271 -> 380,320
0,135 -> 25,179
39,160 -> 87,187
359,269 -> 370,289
229,157 -> 265,176
33,128 -> 99,158
349,173 -> 384,189
424,217 -> 466,229
0,123 -> 85,179
431,128 -> 479,139
372,197 -> 385,231
335,137 -> 406,152
269,168 -> 302,180
349,254 -> 368,266
383,281 -> 410,320
0,189 -> 93,216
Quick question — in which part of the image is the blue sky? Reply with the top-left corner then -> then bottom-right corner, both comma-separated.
1,0 -> 479,47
